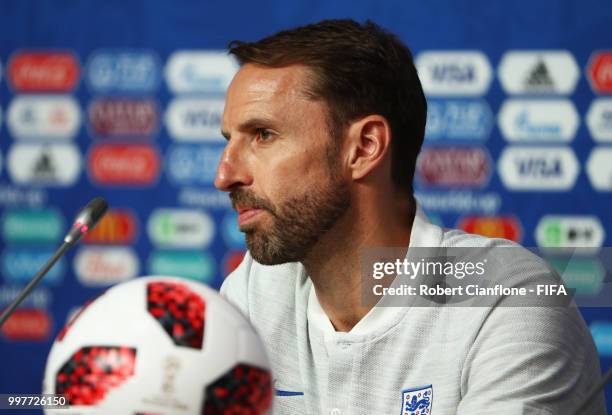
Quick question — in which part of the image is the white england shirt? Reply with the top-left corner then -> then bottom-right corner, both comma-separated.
220,206 -> 606,414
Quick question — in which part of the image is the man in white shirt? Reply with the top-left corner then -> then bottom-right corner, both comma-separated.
215,19 -> 606,414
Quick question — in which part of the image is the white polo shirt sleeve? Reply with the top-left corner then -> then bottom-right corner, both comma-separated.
457,305 -> 604,414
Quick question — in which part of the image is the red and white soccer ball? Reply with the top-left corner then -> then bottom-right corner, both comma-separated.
43,276 -> 273,415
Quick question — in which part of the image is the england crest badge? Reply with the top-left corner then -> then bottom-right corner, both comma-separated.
401,384 -> 432,415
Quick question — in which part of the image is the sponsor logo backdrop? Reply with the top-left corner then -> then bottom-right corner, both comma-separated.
0,0 -> 610,410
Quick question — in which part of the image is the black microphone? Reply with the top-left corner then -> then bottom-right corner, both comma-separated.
0,197 -> 109,328
63,197 -> 109,246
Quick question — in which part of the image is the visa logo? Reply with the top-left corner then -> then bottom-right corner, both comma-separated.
416,51 -> 492,96
516,158 -> 562,177
183,109 -> 221,127
165,98 -> 225,142
431,64 -> 475,83
498,146 -> 579,190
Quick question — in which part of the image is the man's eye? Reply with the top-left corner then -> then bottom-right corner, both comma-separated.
256,129 -> 274,142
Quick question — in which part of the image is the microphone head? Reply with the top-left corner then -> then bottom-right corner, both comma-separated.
83,197 -> 109,227
64,197 -> 109,245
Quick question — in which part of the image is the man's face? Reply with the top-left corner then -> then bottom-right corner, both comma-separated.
215,64 -> 350,265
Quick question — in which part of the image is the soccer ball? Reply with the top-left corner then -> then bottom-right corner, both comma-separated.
43,276 -> 273,415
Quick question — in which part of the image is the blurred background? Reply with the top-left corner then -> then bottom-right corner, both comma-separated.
0,0 -> 611,411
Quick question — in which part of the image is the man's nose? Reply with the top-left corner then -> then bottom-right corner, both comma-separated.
214,140 -> 252,191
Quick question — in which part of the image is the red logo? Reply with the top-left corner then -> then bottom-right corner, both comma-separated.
417,146 -> 490,187
84,209 -> 137,244
1,309 -> 52,340
458,215 -> 522,242
89,98 -> 158,137
88,144 -> 160,185
223,250 -> 246,276
587,52 -> 612,93
8,51 -> 80,92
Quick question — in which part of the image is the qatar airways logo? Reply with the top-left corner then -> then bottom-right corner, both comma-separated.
416,146 -> 491,187
89,98 -> 158,137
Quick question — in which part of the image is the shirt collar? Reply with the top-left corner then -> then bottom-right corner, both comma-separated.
307,203 -> 444,338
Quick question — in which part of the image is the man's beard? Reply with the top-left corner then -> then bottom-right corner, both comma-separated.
230,168 -> 350,265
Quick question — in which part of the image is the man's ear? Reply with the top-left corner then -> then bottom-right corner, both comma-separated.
344,115 -> 392,181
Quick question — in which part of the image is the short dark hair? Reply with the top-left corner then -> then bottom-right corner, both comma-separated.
228,19 -> 427,195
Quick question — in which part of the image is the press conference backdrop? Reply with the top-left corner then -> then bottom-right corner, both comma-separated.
0,0 -> 611,410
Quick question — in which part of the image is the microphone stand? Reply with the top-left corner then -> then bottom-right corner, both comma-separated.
0,243 -> 71,328
0,197 -> 108,329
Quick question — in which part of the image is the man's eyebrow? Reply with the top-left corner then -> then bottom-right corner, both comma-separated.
221,117 -> 278,141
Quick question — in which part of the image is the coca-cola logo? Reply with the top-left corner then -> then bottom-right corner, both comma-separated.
88,143 -> 160,186
8,51 -> 80,92
587,51 -> 612,94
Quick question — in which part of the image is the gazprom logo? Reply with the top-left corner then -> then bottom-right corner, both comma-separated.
165,51 -> 238,94
425,99 -> 492,141
498,99 -> 579,142
166,144 -> 224,185
87,50 -> 161,93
